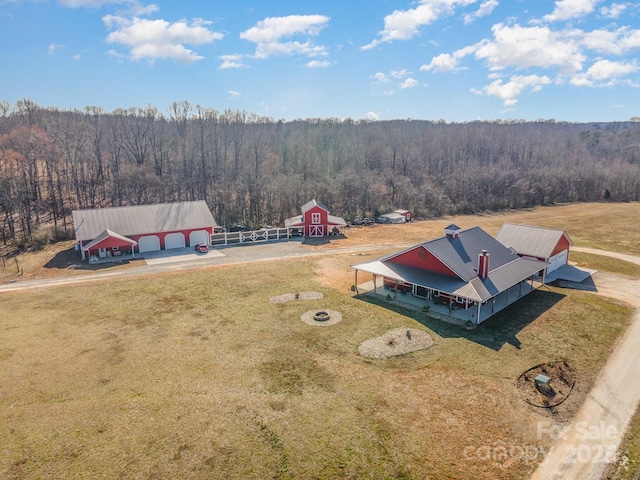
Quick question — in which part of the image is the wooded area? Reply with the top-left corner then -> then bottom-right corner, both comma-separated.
1,99 -> 640,247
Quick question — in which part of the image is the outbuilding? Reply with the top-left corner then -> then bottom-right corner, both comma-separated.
495,223 -> 573,275
284,200 -> 347,237
72,201 -> 216,261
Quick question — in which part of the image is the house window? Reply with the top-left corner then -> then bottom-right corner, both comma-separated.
456,296 -> 463,303
311,213 -> 321,224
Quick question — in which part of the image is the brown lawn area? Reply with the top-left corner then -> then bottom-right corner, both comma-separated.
0,202 -> 639,479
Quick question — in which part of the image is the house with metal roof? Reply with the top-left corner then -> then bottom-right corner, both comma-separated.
352,224 -> 547,324
495,223 -> 572,275
284,199 -> 347,237
72,201 -> 216,261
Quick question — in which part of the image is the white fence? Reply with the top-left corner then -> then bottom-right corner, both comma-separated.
210,227 -> 290,247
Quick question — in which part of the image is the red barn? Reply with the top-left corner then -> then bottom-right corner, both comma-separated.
495,223 -> 573,275
284,200 -> 347,237
352,224 -> 547,324
72,201 -> 216,261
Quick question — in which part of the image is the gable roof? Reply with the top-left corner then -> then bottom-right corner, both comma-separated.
82,229 -> 138,251
354,226 -> 547,302
72,201 -> 216,241
301,199 -> 329,213
385,226 -> 519,281
495,223 -> 573,259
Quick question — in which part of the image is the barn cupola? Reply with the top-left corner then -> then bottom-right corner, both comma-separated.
477,250 -> 490,278
445,224 -> 461,239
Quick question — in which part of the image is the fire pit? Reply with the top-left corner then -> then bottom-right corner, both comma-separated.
313,311 -> 331,322
301,309 -> 342,326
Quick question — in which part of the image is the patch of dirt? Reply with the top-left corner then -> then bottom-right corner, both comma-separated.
358,328 -> 434,359
269,291 -> 324,303
516,360 -> 576,408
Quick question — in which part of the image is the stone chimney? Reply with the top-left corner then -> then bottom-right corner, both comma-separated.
477,250 -> 490,278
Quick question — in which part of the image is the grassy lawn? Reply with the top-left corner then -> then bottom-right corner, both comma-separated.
569,251 -> 640,279
0,256 -> 632,479
612,410 -> 640,479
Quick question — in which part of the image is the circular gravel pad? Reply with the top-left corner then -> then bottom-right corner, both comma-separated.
301,309 -> 343,326
358,328 -> 434,359
270,291 -> 324,304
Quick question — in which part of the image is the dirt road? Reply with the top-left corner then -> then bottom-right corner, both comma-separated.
531,267 -> 640,479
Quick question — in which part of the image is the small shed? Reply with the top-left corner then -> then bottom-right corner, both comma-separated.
284,200 -> 347,237
394,209 -> 412,222
380,212 -> 406,224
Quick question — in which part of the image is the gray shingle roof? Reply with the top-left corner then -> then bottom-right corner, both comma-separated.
495,223 -> 572,259
354,226 -> 548,302
72,201 -> 216,241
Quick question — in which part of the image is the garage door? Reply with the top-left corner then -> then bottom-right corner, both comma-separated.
138,235 -> 160,253
189,230 -> 209,246
164,232 -> 186,250
547,250 -> 568,273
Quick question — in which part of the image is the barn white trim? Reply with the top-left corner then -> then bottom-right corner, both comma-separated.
138,235 -> 161,253
189,230 -> 209,247
164,232 -> 186,250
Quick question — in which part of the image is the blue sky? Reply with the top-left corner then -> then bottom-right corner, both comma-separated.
1,0 -> 639,122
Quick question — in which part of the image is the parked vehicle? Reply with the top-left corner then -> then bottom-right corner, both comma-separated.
194,243 -> 209,253
229,224 -> 249,232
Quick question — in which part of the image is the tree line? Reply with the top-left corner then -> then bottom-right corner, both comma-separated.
1,99 -> 640,247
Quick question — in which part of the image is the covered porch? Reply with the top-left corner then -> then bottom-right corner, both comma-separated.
354,273 -> 543,325
80,229 -> 138,263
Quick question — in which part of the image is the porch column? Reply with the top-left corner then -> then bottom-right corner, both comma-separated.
354,270 -> 359,294
80,241 -> 85,260
506,287 -> 510,305
476,302 -> 481,324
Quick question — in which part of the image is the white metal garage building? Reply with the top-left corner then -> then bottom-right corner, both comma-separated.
73,201 -> 217,260
495,223 -> 573,275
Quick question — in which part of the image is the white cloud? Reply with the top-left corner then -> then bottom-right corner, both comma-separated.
400,78 -> 419,89
600,3 -> 627,18
71,54 -> 81,60
306,60 -> 330,68
580,26 -> 640,55
543,0 -> 598,22
48,43 -> 64,55
58,0 -> 158,15
390,68 -> 410,78
463,0 -> 498,24
240,15 -> 330,59
367,111 -> 380,120
104,15 -> 223,64
219,54 -> 247,69
570,59 -> 639,85
474,23 -> 585,74
228,90 -> 242,99
362,0 -> 477,49
472,74 -> 551,105
372,72 -> 390,83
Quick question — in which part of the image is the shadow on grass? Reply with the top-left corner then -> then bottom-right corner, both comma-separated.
302,234 -> 347,246
43,247 -> 137,271
356,288 -> 566,351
